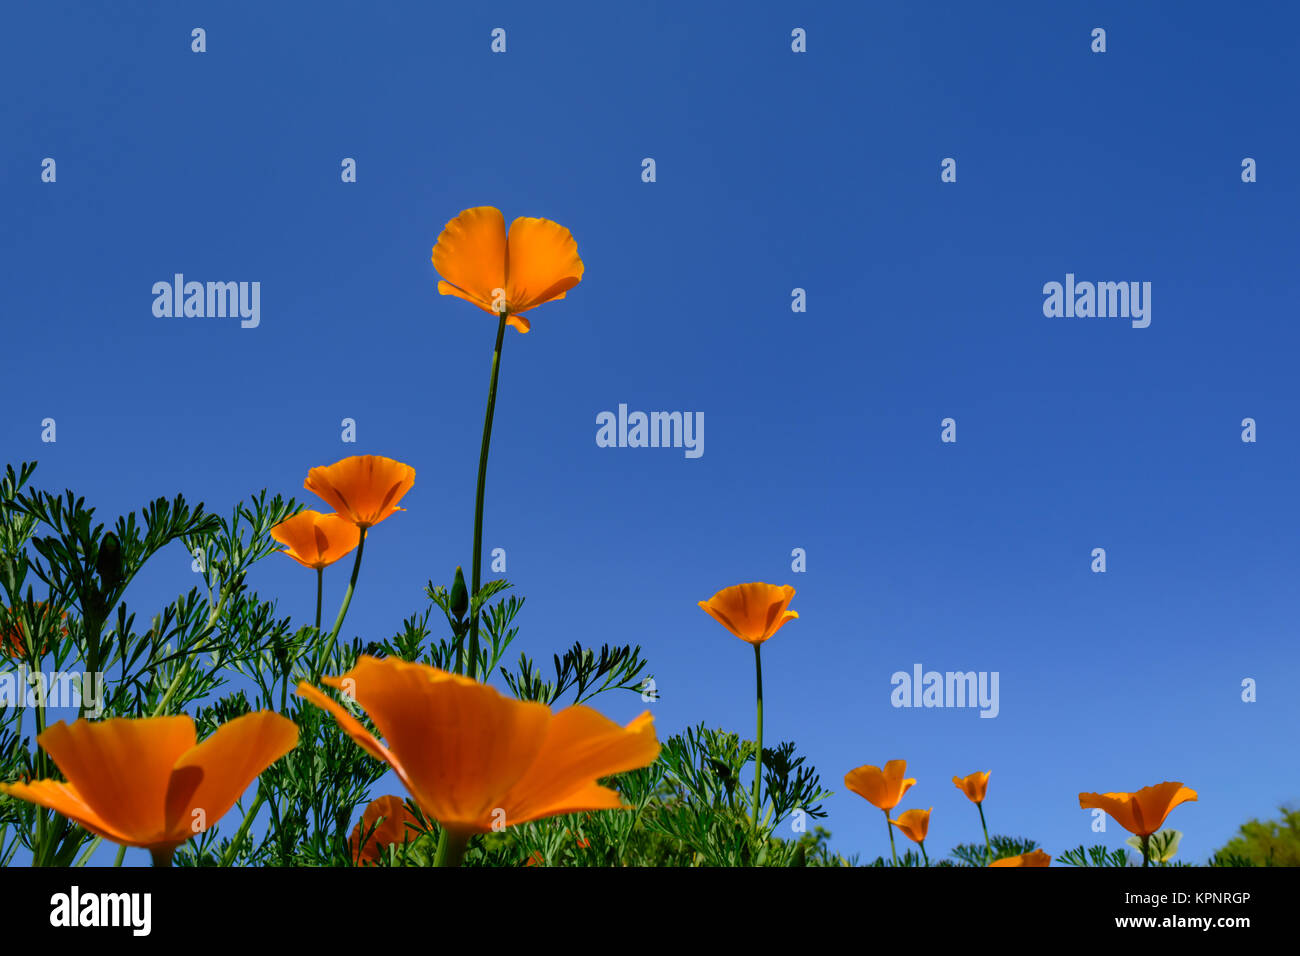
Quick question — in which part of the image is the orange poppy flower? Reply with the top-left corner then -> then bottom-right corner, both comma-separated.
431,206 -> 584,334
845,760 -> 917,812
303,455 -> 415,530
0,713 -> 297,861
349,795 -> 426,865
698,583 -> 798,645
1078,782 -> 1198,837
890,807 -> 931,844
1,603 -> 67,657
270,510 -> 361,570
953,770 -> 991,804
297,655 -> 660,837
989,849 -> 1052,867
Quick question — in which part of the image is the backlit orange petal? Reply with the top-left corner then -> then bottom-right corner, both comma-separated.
1078,791 -> 1143,836
296,681 -> 400,769
350,795 -> 426,865
501,709 -> 660,825
953,771 -> 991,804
36,716 -> 196,844
505,217 -> 584,313
1132,782 -> 1198,835
890,807 -> 931,843
431,206 -> 507,311
270,511 -> 361,569
164,711 -> 298,839
323,657 -> 551,832
303,455 -> 415,529
698,583 -> 798,645
0,780 -> 135,845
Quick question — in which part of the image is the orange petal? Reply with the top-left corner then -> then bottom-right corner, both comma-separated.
321,657 -> 551,832
1078,791 -> 1142,835
36,716 -> 196,844
431,206 -> 507,312
505,217 -> 584,313
501,709 -> 660,826
0,780 -> 135,845
890,807 -> 931,843
270,511 -> 361,569
165,711 -> 298,839
1133,782 -> 1198,835
990,849 -> 1052,867
303,455 -> 415,529
297,681 -> 400,770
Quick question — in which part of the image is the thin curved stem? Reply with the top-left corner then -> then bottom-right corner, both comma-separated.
752,643 -> 764,829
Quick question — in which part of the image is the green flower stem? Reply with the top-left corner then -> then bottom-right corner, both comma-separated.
885,810 -> 899,866
150,846 -> 175,867
1141,834 -> 1150,867
978,802 -> 992,864
325,528 -> 367,645
464,313 -> 508,680
752,643 -> 764,829
112,844 -> 126,867
434,828 -> 469,867
221,787 -> 266,866
315,567 -> 323,633
919,841 -> 930,867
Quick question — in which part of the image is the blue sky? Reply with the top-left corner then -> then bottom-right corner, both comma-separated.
2,0 -> 1297,866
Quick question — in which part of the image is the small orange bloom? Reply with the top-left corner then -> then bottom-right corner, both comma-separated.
298,656 -> 660,837
431,206 -> 584,334
270,510 -> 361,570
989,849 -> 1052,867
349,795 -> 426,865
0,713 -> 297,857
845,760 -> 917,812
890,807 -> 931,844
953,770 -> 991,804
1078,782 -> 1198,837
1,603 -> 67,658
304,455 -> 415,530
698,583 -> 798,645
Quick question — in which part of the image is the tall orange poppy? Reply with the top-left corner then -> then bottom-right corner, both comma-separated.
845,760 -> 917,812
989,849 -> 1052,867
298,655 -> 659,838
431,206 -> 584,334
304,455 -> 415,530
0,713 -> 298,864
698,583 -> 798,645
1078,782 -> 1198,837
953,770 -> 991,804
890,807 -> 931,844
270,510 -> 361,569
349,795 -> 426,866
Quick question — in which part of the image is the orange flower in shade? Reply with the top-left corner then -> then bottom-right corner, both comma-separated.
269,510 -> 361,569
989,849 -> 1052,867
698,583 -> 799,645
890,807 -> 931,844
953,770 -> 991,804
845,760 -> 917,812
349,795 -> 427,865
297,655 -> 660,837
1,603 -> 67,657
0,713 -> 297,864
431,206 -> 584,334
1078,782 -> 1198,837
303,455 -> 415,530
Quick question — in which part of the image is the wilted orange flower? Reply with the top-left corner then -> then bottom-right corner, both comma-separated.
298,656 -> 660,836
989,849 -> 1052,867
431,206 -> 584,334
304,455 -> 415,530
698,583 -> 798,645
270,510 -> 361,569
845,760 -> 917,812
890,807 -> 931,844
349,795 -> 426,865
953,770 -> 991,804
0,713 -> 297,862
1078,782 -> 1198,837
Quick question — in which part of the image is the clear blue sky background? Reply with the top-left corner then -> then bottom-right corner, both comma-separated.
2,1 -> 1297,866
